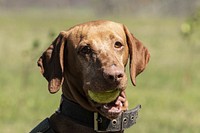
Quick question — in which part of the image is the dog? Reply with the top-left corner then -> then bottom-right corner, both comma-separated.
31,20 -> 150,133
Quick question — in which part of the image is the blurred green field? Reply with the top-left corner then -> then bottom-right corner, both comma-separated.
0,9 -> 200,133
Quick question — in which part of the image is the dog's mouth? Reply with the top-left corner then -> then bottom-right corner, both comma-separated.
88,89 -> 127,119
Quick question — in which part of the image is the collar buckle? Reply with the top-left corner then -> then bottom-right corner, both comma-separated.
94,112 -> 103,132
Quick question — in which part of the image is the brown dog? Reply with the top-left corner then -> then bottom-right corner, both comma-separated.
35,20 -> 150,133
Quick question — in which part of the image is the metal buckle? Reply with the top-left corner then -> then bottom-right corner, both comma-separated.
94,112 -> 104,132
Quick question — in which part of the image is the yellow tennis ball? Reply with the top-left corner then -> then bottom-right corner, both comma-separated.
88,89 -> 120,104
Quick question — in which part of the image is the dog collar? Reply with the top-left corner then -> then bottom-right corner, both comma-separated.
58,95 -> 141,132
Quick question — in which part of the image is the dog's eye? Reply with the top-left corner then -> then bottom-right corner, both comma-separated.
114,41 -> 123,49
80,45 -> 92,54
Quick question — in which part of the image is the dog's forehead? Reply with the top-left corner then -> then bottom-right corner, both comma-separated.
68,21 -> 125,42
78,20 -> 124,31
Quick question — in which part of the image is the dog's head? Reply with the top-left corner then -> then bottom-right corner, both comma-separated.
38,20 -> 150,119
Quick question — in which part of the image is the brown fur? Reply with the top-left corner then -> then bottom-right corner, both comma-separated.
37,20 -> 150,133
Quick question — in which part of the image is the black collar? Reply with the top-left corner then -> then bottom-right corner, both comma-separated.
57,95 -> 141,132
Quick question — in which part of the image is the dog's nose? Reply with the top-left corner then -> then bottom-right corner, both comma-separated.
103,65 -> 124,84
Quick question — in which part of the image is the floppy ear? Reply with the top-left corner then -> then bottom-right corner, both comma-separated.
123,25 -> 150,86
37,31 -> 67,93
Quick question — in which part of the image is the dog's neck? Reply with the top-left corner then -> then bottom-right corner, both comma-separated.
62,76 -> 96,112
57,95 -> 140,133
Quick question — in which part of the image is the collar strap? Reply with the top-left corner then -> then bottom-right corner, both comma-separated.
58,95 -> 141,132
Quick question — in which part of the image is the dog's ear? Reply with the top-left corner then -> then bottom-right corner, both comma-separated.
123,25 -> 150,86
37,31 -> 68,93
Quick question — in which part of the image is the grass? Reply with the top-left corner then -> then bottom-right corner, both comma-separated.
0,9 -> 200,133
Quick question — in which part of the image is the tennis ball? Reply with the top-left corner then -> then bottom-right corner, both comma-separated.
88,89 -> 120,104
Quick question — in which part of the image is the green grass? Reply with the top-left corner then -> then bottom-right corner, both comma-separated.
0,9 -> 200,133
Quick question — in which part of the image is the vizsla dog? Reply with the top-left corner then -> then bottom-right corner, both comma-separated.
31,20 -> 150,133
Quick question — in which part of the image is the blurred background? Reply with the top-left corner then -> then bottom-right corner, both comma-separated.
0,0 -> 200,132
